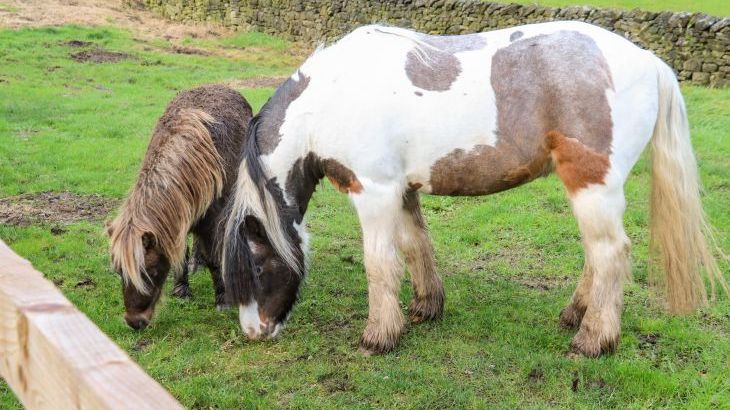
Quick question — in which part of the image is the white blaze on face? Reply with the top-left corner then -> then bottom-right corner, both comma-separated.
239,301 -> 264,339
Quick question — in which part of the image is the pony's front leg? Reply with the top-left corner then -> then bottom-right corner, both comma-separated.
172,243 -> 192,298
352,182 -> 406,354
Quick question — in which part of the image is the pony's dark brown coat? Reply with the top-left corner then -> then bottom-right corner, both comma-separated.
108,85 -> 252,322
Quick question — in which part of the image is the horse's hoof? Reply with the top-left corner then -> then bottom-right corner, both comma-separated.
216,303 -> 231,311
359,327 -> 399,355
568,327 -> 618,358
408,291 -> 444,324
358,339 -> 394,356
171,284 -> 192,299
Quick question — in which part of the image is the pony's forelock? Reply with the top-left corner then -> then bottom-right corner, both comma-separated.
109,221 -> 151,294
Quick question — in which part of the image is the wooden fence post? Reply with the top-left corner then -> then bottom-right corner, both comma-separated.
0,240 -> 184,409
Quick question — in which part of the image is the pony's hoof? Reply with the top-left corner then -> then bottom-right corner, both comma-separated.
559,304 -> 585,330
408,291 -> 444,324
216,303 -> 231,311
171,284 -> 192,299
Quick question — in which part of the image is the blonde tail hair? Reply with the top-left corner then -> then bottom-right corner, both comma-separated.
648,58 -> 728,313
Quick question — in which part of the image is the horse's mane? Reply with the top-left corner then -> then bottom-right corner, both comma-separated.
109,109 -> 224,293
223,106 -> 304,304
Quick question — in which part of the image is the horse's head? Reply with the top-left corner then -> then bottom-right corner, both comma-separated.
107,221 -> 170,330
227,215 -> 304,339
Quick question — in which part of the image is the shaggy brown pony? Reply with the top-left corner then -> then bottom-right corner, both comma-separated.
107,85 -> 252,330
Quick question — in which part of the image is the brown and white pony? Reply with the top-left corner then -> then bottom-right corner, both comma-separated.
108,85 -> 252,330
222,22 -> 728,356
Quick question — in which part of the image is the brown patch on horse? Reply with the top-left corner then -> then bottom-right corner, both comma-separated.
257,72 -> 310,155
285,154 -> 362,218
404,32 -> 486,92
322,159 -> 363,194
429,31 -> 613,196
108,85 -> 252,292
546,131 -> 610,195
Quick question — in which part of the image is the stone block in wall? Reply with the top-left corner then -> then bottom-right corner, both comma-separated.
703,63 -> 719,72
692,71 -> 710,84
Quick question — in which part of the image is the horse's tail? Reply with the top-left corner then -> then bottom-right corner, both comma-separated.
222,117 -> 302,303
648,58 -> 728,313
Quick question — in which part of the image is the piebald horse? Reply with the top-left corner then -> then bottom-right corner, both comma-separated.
223,21 -> 727,356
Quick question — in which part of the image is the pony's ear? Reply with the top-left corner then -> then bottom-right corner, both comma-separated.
141,232 -> 155,250
105,220 -> 114,237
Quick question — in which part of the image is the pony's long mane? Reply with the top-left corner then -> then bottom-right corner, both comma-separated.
109,109 -> 224,293
223,112 -> 303,302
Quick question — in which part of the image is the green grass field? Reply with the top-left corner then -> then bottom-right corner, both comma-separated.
508,0 -> 729,16
1,25 -> 729,409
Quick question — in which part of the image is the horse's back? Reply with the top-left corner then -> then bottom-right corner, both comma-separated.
284,22 -> 661,195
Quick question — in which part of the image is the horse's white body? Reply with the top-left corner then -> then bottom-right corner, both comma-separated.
266,21 -> 656,197
228,21 -> 722,355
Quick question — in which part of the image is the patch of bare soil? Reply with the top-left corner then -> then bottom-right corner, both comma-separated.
513,275 -> 571,292
0,0 -> 231,41
226,76 -> 289,89
70,48 -> 131,63
0,192 -> 117,226
64,39 -> 94,47
170,45 -> 210,56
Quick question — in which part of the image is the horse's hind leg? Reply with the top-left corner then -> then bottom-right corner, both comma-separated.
563,179 -> 631,357
351,182 -> 406,354
398,191 -> 444,323
172,242 -> 193,298
559,265 -> 593,329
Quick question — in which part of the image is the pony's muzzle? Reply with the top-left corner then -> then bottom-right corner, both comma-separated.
124,308 -> 153,330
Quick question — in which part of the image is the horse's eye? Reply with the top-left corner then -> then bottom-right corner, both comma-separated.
255,266 -> 263,276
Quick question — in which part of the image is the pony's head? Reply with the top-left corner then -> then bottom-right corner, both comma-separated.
106,220 -> 172,330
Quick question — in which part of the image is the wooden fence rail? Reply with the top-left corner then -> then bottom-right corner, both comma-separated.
0,240 -> 183,409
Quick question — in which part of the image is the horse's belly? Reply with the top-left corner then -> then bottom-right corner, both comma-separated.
414,143 -> 552,196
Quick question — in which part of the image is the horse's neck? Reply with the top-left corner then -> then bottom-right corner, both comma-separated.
256,118 -> 314,222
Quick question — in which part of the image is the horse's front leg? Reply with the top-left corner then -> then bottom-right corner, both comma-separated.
352,182 -> 406,355
209,264 -> 229,311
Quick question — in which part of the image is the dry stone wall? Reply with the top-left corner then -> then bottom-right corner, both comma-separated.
143,0 -> 730,86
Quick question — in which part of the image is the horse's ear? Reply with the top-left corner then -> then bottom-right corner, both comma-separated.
243,215 -> 269,245
141,232 -> 155,250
